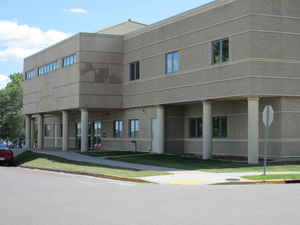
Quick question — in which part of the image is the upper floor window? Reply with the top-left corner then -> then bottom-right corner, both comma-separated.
129,119 -> 139,138
113,120 -> 123,138
166,51 -> 179,74
213,117 -> 227,138
129,61 -> 140,81
190,118 -> 203,138
38,61 -> 58,76
212,38 -> 229,64
63,54 -> 77,67
25,70 -> 35,80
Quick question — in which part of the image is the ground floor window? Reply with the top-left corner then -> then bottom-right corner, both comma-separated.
129,119 -> 139,138
75,122 -> 81,148
94,121 -> 102,144
44,124 -> 52,137
189,118 -> 203,138
94,121 -> 102,137
113,120 -> 123,138
213,117 -> 227,138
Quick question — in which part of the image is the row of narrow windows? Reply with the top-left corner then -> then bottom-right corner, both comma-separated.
26,38 -> 229,81
190,117 -> 227,138
25,54 -> 77,80
129,38 -> 229,81
44,116 -> 227,139
44,119 -> 139,139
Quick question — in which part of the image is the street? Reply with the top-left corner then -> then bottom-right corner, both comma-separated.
1,167 -> 300,225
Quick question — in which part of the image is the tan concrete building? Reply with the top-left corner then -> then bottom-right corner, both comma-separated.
24,0 -> 300,164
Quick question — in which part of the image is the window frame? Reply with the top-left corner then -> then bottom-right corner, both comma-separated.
94,121 -> 102,137
165,51 -> 179,74
211,38 -> 229,65
213,116 -> 228,138
129,119 -> 139,138
113,120 -> 123,138
129,61 -> 140,81
189,118 -> 203,138
44,124 -> 52,137
25,70 -> 35,80
63,54 -> 77,68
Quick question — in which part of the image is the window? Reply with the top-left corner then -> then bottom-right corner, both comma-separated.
113,120 -> 123,137
129,119 -> 139,138
38,61 -> 58,76
94,121 -> 102,137
212,38 -> 229,64
60,124 -> 63,137
44,124 -> 52,137
63,54 -> 77,67
76,122 -> 81,137
166,51 -> 179,74
190,118 -> 203,138
213,117 -> 227,138
129,61 -> 140,81
25,70 -> 35,80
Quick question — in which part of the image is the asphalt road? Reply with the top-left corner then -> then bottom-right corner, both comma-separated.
1,167 -> 300,225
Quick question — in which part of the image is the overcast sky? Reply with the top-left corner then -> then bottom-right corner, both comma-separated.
0,0 -> 214,88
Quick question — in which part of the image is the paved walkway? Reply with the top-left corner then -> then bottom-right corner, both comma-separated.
36,150 -> 300,185
37,150 -> 176,172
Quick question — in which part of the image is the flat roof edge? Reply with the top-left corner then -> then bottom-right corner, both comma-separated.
24,33 -> 79,61
124,0 -> 237,39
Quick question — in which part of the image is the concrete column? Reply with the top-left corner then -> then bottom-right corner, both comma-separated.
248,97 -> 260,164
25,115 -> 31,149
30,119 -> 35,149
157,106 -> 165,154
62,111 -> 69,152
81,109 -> 89,152
37,114 -> 44,149
203,101 -> 213,160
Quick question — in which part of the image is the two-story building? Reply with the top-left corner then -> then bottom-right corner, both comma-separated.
24,0 -> 300,164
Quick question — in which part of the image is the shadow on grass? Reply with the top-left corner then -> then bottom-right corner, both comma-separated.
14,151 -> 140,172
109,154 -> 300,172
80,151 -> 146,157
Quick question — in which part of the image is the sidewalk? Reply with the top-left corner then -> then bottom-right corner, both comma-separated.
35,150 -> 300,185
37,150 -> 176,172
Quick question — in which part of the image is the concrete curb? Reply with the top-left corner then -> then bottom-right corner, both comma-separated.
19,166 -> 154,184
214,179 -> 300,185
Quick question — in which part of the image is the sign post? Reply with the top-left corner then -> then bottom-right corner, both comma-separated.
262,105 -> 274,176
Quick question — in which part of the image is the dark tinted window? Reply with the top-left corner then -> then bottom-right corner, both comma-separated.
129,61 -> 140,81
212,39 -> 229,64
213,117 -> 227,138
190,118 -> 203,138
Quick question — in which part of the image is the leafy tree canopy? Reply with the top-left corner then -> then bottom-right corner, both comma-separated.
0,73 -> 24,142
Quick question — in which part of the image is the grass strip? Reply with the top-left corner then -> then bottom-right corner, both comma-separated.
14,151 -> 170,178
243,174 -> 300,180
109,154 -> 300,173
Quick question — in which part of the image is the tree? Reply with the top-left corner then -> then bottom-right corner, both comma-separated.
0,73 -> 24,142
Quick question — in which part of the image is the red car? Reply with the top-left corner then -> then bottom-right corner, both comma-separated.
0,144 -> 14,166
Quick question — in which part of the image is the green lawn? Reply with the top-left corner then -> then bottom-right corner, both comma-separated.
14,152 -> 170,178
109,154 -> 300,173
80,151 -> 146,157
243,174 -> 300,180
